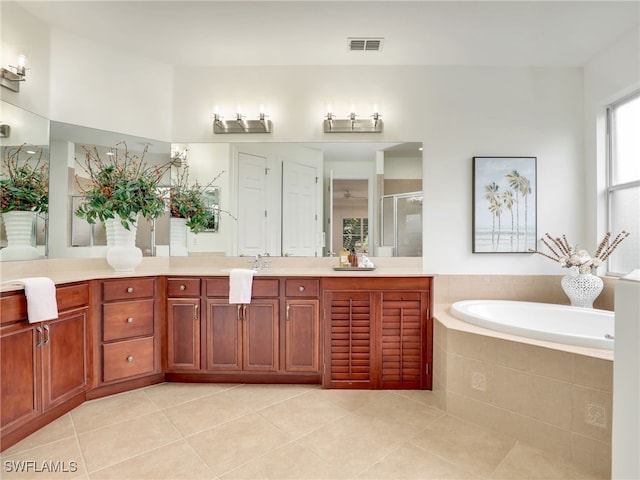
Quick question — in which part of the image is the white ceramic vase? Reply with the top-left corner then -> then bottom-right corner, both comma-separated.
169,217 -> 189,256
561,273 -> 604,309
105,215 -> 142,272
0,210 -> 40,261
104,218 -> 115,249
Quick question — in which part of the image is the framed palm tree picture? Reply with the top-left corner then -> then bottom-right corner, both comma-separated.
472,156 -> 537,253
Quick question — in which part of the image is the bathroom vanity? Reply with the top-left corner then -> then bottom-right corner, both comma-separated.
0,260 -> 432,451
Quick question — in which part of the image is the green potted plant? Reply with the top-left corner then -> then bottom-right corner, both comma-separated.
169,166 -> 216,234
168,164 -> 226,256
0,144 -> 48,261
74,142 -> 170,271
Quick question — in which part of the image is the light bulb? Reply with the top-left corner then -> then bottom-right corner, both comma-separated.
17,55 -> 26,68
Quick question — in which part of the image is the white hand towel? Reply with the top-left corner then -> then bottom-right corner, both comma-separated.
13,277 -> 59,323
229,268 -> 254,304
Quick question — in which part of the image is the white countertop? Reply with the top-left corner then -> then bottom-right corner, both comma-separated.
0,256 -> 431,291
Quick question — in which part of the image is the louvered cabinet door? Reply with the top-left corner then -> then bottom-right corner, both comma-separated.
381,291 -> 427,389
323,291 -> 373,389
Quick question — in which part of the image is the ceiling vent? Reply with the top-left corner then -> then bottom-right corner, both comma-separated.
348,37 -> 383,52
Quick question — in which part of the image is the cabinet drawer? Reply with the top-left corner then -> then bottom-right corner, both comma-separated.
206,278 -> 279,298
102,300 -> 154,342
285,279 -> 319,297
167,278 -> 201,297
102,337 -> 155,383
56,283 -> 89,311
1,282 -> 89,324
103,278 -> 155,302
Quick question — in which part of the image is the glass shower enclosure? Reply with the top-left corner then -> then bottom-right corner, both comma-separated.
380,192 -> 422,257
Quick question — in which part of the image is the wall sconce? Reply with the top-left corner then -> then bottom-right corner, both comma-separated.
324,106 -> 383,133
213,108 -> 272,134
0,123 -> 10,138
1,55 -> 28,92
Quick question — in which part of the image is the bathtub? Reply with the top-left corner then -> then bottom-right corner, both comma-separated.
450,300 -> 614,350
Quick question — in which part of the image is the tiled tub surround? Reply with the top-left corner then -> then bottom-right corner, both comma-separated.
433,275 -> 614,478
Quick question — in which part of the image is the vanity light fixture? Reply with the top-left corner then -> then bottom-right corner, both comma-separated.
213,107 -> 272,134
323,106 -> 383,133
1,55 -> 28,92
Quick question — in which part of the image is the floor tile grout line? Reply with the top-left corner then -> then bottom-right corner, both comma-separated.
141,382 -> 244,410
0,417 -> 78,458
485,439 -> 521,480
71,395 -> 193,476
67,412 -> 92,479
84,438 -> 199,478
406,436 -> 488,480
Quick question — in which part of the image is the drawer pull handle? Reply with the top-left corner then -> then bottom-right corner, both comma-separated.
35,326 -> 43,347
286,304 -> 290,321
127,355 -> 134,362
194,305 -> 199,321
180,284 -> 186,291
127,317 -> 134,323
299,285 -> 305,292
127,287 -> 134,293
43,324 -> 50,345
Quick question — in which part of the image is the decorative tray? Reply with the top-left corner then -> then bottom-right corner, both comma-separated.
332,266 -> 376,271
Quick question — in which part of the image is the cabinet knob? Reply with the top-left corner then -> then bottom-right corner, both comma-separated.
127,317 -> 134,323
126,355 -> 134,362
127,287 -> 134,293
180,284 -> 186,291
299,285 -> 305,292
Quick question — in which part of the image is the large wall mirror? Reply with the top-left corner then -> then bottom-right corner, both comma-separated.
48,121 -> 171,258
33,119 -> 422,259
173,141 -> 423,258
0,101 -> 50,261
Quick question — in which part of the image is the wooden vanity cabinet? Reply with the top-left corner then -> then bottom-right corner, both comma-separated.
322,277 -> 432,390
1,282 -> 90,451
205,278 -> 280,374
284,279 -> 320,374
166,278 -> 201,372
95,278 -> 162,393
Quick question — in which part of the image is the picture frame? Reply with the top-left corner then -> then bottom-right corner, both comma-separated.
472,156 -> 537,253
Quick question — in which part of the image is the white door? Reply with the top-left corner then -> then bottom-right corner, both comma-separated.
238,152 -> 268,256
282,161 -> 318,256
327,169 -> 334,256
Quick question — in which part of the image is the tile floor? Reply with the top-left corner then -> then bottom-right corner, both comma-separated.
0,384 -> 604,479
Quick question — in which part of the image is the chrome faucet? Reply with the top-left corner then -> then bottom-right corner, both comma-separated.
251,254 -> 271,270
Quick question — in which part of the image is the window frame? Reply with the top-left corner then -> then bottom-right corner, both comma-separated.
605,90 -> 640,276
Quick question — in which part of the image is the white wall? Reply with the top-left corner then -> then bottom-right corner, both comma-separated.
173,66 -> 585,273
0,2 -> 51,118
48,29 -> 173,141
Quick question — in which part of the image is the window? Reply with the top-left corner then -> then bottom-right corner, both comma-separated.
607,92 -> 640,275
342,217 -> 368,251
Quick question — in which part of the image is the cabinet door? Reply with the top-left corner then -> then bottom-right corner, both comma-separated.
167,298 -> 201,371
42,311 -> 88,411
206,300 -> 242,371
0,323 -> 41,435
243,300 -> 279,372
381,292 -> 426,389
323,291 -> 373,388
285,299 -> 319,373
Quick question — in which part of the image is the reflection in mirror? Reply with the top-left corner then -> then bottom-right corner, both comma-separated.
173,142 -> 422,257
49,121 -> 171,258
0,102 -> 50,261
202,188 -> 221,232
